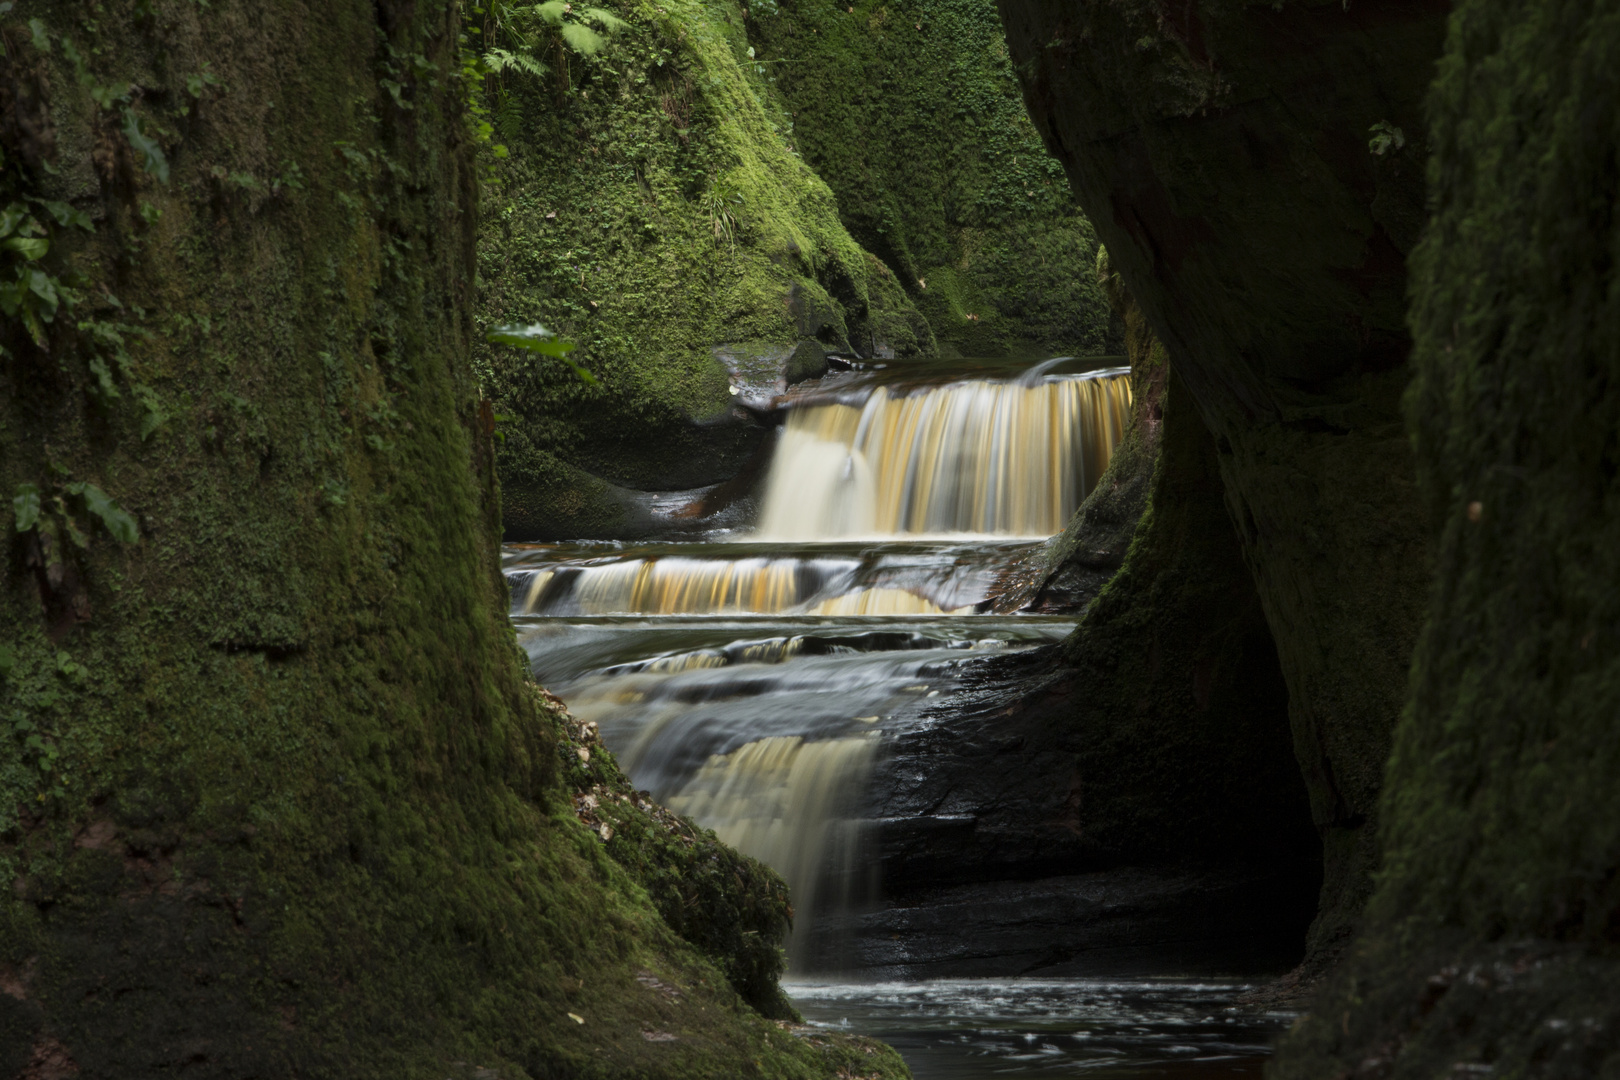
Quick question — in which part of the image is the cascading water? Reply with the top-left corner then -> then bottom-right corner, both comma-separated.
757,367 -> 1130,539
507,362 -> 1132,970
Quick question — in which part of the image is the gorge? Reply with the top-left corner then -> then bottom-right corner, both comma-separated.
2,0 -> 1618,1079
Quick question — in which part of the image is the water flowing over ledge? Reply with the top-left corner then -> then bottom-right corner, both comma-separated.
508,359 -> 1132,976
756,367 -> 1131,540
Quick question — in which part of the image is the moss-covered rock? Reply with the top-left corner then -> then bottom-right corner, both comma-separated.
542,691 -> 800,1022
473,0 -> 935,539
1274,1 -> 1620,1073
746,0 -> 1120,359
0,3 -> 906,1075
1054,367 -> 1315,890
1030,248 -> 1166,611
998,0 -> 1445,964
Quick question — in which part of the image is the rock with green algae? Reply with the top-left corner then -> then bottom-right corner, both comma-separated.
1273,1 -> 1620,1075
744,0 -> 1122,360
1027,248 -> 1167,613
997,0 -> 1447,967
0,3 -> 906,1077
539,686 -> 800,1022
473,0 -> 935,540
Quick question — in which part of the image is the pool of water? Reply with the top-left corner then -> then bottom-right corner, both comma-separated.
786,979 -> 1293,1079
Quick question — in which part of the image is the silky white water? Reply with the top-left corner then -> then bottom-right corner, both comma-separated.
755,367 -> 1131,540
507,361 -> 1135,973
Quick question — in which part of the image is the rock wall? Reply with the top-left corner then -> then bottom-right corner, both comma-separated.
1030,248 -> 1167,612
480,0 -> 1126,540
0,3 -> 904,1076
744,0 -> 1121,359
857,277 -> 1318,978
997,0 -> 1445,963
474,0 -> 934,540
1276,1 -> 1620,1073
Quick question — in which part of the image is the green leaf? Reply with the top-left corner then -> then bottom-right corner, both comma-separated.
487,323 -> 596,385
483,48 -> 547,77
28,18 -> 51,53
534,1 -> 568,25
19,304 -> 47,348
27,268 -> 59,319
13,484 -> 41,532
0,203 -> 28,238
90,81 -> 132,109
87,354 -> 121,401
121,108 -> 170,184
579,7 -> 628,30
62,512 -> 89,549
3,236 -> 48,260
135,385 -> 168,441
0,645 -> 13,680
31,199 -> 94,232
559,21 -> 606,55
74,482 -> 139,543
487,322 -> 576,357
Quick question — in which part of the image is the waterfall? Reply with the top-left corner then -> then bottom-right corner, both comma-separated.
511,360 -> 1132,972
756,367 -> 1131,540
663,734 -> 879,966
509,544 -> 1008,617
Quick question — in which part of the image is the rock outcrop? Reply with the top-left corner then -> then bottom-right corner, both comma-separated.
997,0 -> 1446,963
1276,1 -> 1620,1073
476,0 -> 935,540
0,4 -> 904,1076
848,324 -> 1319,978
745,0 -> 1122,359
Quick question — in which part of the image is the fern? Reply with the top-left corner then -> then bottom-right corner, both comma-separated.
558,22 -> 605,56
483,47 -> 548,76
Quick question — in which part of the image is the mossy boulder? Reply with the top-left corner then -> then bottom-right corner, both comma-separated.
0,3 -> 906,1076
998,0 -> 1446,964
746,0 -> 1121,359
473,0 -> 935,539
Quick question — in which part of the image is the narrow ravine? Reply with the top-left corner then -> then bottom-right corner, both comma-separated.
504,360 -> 1292,1077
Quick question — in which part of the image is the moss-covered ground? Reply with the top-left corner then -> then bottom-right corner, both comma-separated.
746,0 -> 1120,359
0,2 -> 907,1075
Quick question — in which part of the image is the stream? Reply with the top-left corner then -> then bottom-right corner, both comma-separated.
505,363 -> 1291,1076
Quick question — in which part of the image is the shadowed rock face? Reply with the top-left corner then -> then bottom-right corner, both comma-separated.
1277,1 -> 1620,1074
997,0 -> 1449,961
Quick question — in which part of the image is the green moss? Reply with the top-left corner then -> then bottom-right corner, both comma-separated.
746,0 -> 1119,359
473,0 -> 935,538
1275,1 -> 1620,1073
0,3 -> 906,1075
544,694 -> 800,1021
1054,360 -> 1314,876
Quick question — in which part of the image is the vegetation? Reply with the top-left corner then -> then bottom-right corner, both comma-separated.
0,2 -> 906,1075
1276,0 -> 1620,1072
472,0 -> 943,539
745,0 -> 1120,358
470,0 -> 1119,539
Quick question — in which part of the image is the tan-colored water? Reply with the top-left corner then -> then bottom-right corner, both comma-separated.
664,733 -> 880,965
510,364 -> 1127,970
757,370 -> 1132,539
